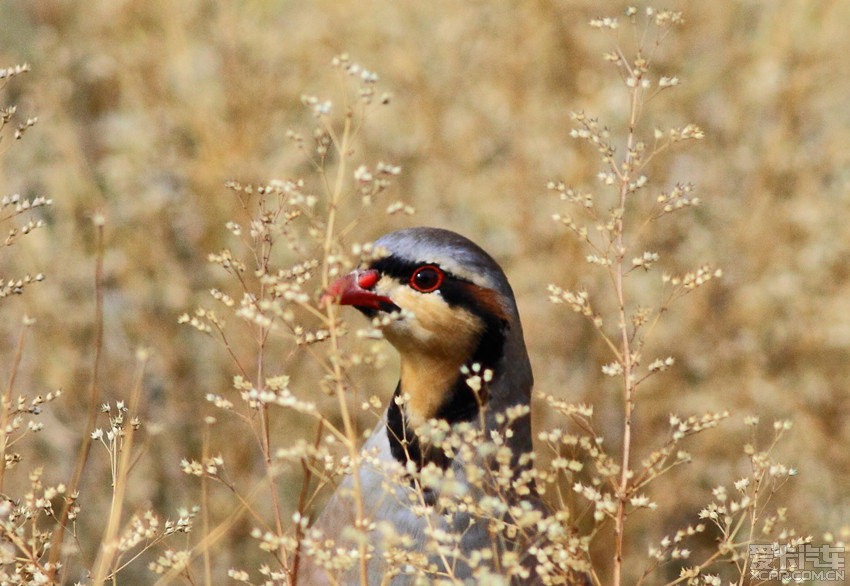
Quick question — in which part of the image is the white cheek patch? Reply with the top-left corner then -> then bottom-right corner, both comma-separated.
382,287 -> 480,351
374,283 -> 485,424
374,275 -> 402,297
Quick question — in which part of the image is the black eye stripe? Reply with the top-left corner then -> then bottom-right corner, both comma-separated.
369,255 -> 500,321
370,257 -> 463,285
370,256 -> 431,280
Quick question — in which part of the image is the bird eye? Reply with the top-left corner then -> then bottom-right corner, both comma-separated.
409,265 -> 444,293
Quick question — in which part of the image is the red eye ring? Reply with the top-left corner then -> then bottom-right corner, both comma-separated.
409,265 -> 444,293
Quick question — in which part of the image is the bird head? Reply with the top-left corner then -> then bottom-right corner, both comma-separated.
324,227 -> 533,433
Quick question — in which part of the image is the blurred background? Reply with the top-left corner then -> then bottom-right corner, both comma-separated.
1,0 -> 848,582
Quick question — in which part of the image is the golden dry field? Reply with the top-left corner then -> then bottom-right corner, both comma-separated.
1,1 -> 848,584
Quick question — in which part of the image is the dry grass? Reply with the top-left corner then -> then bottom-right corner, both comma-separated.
1,1 -> 848,584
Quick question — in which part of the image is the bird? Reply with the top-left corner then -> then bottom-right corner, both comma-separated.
297,227 -> 585,585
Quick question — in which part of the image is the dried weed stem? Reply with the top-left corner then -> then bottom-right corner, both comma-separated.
48,217 -> 106,578
0,319 -> 28,493
90,350 -> 150,585
322,109 -> 370,586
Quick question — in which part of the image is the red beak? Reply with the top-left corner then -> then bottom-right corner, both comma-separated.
322,269 -> 395,310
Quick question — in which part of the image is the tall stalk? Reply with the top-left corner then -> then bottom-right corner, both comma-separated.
48,217 -> 106,579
